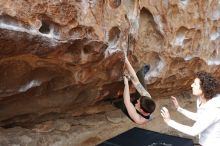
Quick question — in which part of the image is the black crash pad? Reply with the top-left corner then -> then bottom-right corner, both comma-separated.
97,127 -> 194,146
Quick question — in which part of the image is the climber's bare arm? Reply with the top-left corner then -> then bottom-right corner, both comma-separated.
124,57 -> 139,83
124,57 -> 152,98
135,82 -> 151,98
123,76 -> 147,124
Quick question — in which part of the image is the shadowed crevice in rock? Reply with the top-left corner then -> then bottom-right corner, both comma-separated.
108,0 -> 121,9
39,21 -> 50,34
138,8 -> 165,51
108,26 -> 121,43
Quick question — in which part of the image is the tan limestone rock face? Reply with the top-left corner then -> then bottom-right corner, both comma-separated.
0,0 -> 220,126
134,0 -> 220,96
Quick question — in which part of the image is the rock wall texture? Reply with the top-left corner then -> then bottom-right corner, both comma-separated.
0,0 -> 220,126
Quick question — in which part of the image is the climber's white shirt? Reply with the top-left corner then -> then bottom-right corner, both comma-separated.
167,94 -> 220,146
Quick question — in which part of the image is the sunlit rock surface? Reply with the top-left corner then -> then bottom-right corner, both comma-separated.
0,0 -> 220,126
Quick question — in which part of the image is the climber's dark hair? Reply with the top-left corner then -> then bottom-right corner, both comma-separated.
140,96 -> 156,114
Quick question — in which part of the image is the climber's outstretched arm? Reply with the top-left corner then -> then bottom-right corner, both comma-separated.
124,57 -> 152,98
